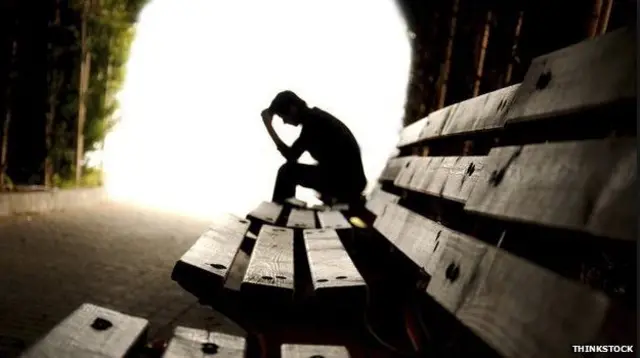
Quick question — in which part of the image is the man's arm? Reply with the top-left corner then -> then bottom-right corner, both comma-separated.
261,109 -> 304,162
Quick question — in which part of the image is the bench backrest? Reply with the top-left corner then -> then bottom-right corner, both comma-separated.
368,27 -> 636,357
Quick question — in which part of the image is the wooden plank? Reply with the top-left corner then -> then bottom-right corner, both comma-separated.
465,139 -> 636,240
247,201 -> 283,224
241,225 -> 295,294
441,156 -> 488,203
281,344 -> 350,358
422,157 -> 458,197
163,327 -> 246,357
373,203 -> 410,245
394,209 -> 443,268
317,210 -> 351,230
286,208 -> 316,229
285,197 -> 307,208
397,116 -> 428,147
505,27 -> 635,124
441,84 -> 521,136
379,157 -> 412,182
365,189 -> 399,217
456,246 -> 615,358
303,229 -> 365,292
417,105 -> 455,140
424,228 -> 488,314
177,214 -> 250,285
21,303 -> 148,358
413,157 -> 445,195
394,156 -> 420,189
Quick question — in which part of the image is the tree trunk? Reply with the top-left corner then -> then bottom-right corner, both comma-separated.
597,0 -> 613,35
436,0 -> 459,109
75,0 -> 91,185
504,11 -> 524,86
45,0 -> 62,189
473,11 -> 492,97
0,39 -> 18,192
588,0 -> 603,38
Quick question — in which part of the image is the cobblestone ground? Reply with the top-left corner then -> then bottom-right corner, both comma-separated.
0,202 -> 246,357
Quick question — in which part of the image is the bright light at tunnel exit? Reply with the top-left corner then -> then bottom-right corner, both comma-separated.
102,0 -> 411,219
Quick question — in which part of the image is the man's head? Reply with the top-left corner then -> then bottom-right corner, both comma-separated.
268,90 -> 307,126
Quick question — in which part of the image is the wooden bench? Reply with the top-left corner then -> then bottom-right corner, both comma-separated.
367,27 -> 636,357
171,200 -> 374,354
21,303 -> 359,357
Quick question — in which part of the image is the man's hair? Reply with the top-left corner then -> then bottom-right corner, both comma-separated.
268,90 -> 306,116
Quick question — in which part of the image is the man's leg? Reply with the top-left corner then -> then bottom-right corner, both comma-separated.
272,163 -> 325,203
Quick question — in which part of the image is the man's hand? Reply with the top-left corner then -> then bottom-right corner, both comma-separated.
261,109 -> 273,124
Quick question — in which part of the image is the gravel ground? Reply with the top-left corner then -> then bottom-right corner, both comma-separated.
0,202 -> 246,357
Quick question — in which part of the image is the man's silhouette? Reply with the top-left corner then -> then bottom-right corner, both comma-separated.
261,90 -> 367,206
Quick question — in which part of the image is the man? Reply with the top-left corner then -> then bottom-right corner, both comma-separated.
261,90 -> 367,206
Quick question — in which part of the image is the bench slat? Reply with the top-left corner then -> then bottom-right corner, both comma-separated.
178,214 -> 250,285
21,303 -> 148,358
247,201 -> 283,224
373,203 -> 410,245
286,208 -> 317,229
424,228 -> 488,314
303,229 -> 366,292
317,210 -> 351,230
379,157 -> 412,182
163,327 -> 246,357
441,84 -> 521,136
281,344 -> 351,358
393,208 -> 442,268
398,116 -> 429,147
418,105 -> 453,140
465,139 -> 636,240
365,189 -> 400,217
505,27 -> 635,124
456,246 -> 614,358
242,225 -> 295,293
441,156 -> 488,203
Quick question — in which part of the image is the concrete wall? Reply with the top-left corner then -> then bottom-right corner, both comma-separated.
0,188 -> 107,216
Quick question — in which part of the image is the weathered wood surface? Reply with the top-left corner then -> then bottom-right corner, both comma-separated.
286,208 -> 317,229
456,246 -> 615,358
465,139 -> 636,240
379,157 -> 413,182
242,225 -> 295,293
418,105 -> 453,140
178,214 -> 250,284
317,210 -> 351,230
247,201 -> 283,224
303,229 -> 366,291
285,197 -> 307,208
281,343 -> 351,358
393,207 -> 443,268
394,156 -> 420,189
441,84 -> 521,136
21,303 -> 148,358
441,156 -> 488,203
424,228 -> 488,314
373,203 -> 410,245
398,116 -> 428,147
365,188 -> 400,217
505,27 -> 635,124
162,327 -> 246,357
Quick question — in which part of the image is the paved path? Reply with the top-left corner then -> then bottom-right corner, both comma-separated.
0,202 -> 245,357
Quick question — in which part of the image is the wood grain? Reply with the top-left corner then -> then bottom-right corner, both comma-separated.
394,156 -> 420,189
394,208 -> 443,269
505,27 -> 635,124
373,203 -> 410,245
418,105 -> 455,140
281,343 -> 351,358
441,84 -> 521,136
286,208 -> 317,229
413,157 -> 444,195
163,327 -> 246,357
21,303 -> 148,358
441,156 -> 488,203
465,139 -> 636,240
317,210 -> 351,230
303,229 -> 365,291
456,246 -> 613,358
247,201 -> 283,224
365,188 -> 400,217
379,157 -> 413,182
425,228 -> 488,314
178,214 -> 250,284
242,225 -> 295,293
398,116 -> 429,147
